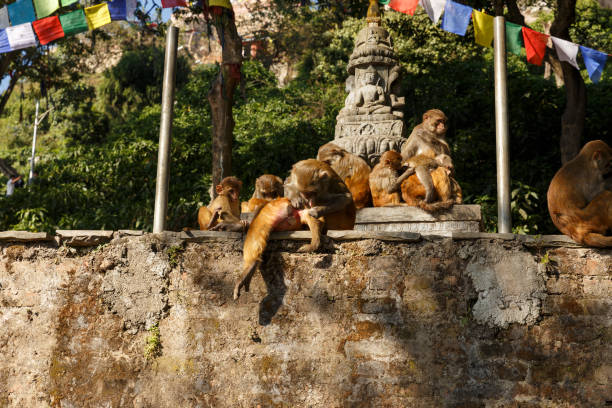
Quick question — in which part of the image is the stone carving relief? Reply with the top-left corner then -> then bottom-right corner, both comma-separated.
333,12 -> 408,165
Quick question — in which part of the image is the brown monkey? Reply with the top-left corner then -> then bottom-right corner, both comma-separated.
198,176 -> 244,231
403,153 -> 454,204
547,140 -> 612,247
317,142 -> 372,208
241,174 -> 284,213
401,109 -> 450,160
369,150 -> 415,207
234,160 -> 356,299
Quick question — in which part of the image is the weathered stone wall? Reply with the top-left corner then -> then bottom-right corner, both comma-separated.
0,233 -> 610,407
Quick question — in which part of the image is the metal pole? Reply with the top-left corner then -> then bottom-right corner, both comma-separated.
494,16 -> 512,233
29,100 -> 40,184
153,25 -> 179,233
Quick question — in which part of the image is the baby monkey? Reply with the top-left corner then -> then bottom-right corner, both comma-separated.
403,153 -> 454,204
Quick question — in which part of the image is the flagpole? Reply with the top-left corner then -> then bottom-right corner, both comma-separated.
493,16 -> 512,233
153,25 -> 179,233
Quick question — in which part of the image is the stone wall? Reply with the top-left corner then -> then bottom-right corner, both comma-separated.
0,232 -> 610,407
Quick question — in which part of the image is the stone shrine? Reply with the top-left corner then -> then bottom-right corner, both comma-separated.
333,3 -> 406,165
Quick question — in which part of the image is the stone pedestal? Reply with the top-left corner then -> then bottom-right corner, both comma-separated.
354,205 -> 482,234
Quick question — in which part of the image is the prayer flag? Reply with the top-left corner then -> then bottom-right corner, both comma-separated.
7,0 -> 36,26
6,23 -> 37,50
126,0 -> 137,20
419,0 -> 446,24
441,0 -> 472,36
61,0 -> 78,6
161,0 -> 188,7
208,0 -> 232,8
0,8 -> 10,30
389,0 -> 419,15
59,9 -> 88,36
378,0 -> 391,4
108,0 -> 127,20
505,21 -> 522,55
472,9 -> 493,47
580,45 -> 607,84
0,29 -> 11,53
522,26 -> 548,66
84,3 -> 111,30
33,0 -> 59,19
32,15 -> 63,45
551,37 -> 579,70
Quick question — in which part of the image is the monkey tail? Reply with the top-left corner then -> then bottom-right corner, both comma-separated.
236,198 -> 292,299
418,199 -> 455,213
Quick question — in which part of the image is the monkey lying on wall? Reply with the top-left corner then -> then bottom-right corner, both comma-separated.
234,159 -> 355,299
241,174 -> 284,213
547,140 -> 612,247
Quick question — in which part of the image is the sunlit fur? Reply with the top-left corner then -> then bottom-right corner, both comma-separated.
547,140 -> 612,247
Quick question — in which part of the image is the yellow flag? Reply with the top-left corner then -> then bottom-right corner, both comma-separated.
472,10 -> 494,48
84,3 -> 111,30
209,0 -> 232,9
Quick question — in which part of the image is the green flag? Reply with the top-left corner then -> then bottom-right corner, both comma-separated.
33,0 -> 59,18
505,21 -> 523,56
61,0 -> 78,6
379,0 -> 391,4
59,9 -> 88,36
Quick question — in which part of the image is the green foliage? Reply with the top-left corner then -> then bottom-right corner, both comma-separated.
144,325 -> 162,360
98,46 -> 191,115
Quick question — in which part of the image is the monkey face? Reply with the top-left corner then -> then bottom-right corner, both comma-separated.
381,151 -> 403,170
423,109 -> 448,136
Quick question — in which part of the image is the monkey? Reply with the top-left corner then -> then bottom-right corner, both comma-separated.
403,154 -> 454,203
317,142 -> 372,209
197,176 -> 245,232
547,140 -> 612,247
401,109 -> 451,160
234,160 -> 356,299
241,174 -> 284,213
399,153 -> 462,212
369,150 -> 415,207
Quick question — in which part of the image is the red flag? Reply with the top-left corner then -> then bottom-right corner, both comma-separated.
389,0 -> 419,15
522,27 -> 549,66
32,15 -> 64,45
161,0 -> 187,8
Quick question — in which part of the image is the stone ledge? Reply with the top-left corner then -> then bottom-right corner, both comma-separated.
0,231 -> 52,242
56,230 -> 114,247
0,230 -> 593,249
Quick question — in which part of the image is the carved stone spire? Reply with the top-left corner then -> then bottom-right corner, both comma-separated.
332,3 -> 407,165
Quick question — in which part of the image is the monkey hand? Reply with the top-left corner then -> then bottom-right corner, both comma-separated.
306,207 -> 324,218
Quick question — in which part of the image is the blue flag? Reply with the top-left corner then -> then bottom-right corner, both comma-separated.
0,29 -> 11,53
579,45 -> 607,84
107,0 -> 127,20
7,0 -> 36,26
441,0 -> 472,36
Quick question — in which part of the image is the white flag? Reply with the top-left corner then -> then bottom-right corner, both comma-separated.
6,23 -> 37,51
0,7 -> 9,30
419,0 -> 447,24
126,0 -> 137,20
551,36 -> 580,70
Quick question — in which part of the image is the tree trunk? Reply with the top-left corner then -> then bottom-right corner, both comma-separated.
549,0 -> 585,163
558,63 -> 586,163
207,6 -> 242,198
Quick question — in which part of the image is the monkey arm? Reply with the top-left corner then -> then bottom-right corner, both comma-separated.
386,168 -> 415,193
308,192 -> 353,218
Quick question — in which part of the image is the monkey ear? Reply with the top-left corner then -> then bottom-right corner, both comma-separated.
215,184 -> 223,194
